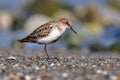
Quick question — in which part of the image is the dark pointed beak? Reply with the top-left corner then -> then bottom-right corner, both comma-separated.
70,27 -> 77,34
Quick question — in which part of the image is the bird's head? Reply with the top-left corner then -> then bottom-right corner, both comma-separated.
59,18 -> 77,34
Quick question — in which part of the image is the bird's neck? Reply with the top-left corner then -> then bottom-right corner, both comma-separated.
57,23 -> 67,31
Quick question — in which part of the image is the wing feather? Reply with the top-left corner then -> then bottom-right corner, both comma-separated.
18,21 -> 55,43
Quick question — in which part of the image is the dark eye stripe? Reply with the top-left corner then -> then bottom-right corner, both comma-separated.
66,22 -> 70,26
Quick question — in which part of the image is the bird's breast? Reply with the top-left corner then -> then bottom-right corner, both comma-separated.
37,27 -> 66,44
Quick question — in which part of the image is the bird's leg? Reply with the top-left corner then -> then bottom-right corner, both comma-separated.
44,44 -> 49,59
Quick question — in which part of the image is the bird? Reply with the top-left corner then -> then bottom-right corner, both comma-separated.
18,18 -> 77,59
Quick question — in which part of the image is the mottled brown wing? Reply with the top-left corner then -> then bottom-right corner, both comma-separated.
18,21 -> 54,43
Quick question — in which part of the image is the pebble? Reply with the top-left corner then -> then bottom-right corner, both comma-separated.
50,63 -> 55,67
25,75 -> 31,80
109,74 -> 117,80
12,75 -> 21,80
0,49 -> 120,80
7,56 -> 16,60
62,73 -> 69,78
40,65 -> 47,70
34,66 -> 40,70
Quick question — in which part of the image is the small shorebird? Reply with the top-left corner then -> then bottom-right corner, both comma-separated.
18,18 -> 77,58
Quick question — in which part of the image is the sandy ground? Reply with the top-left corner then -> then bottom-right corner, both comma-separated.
0,48 -> 120,80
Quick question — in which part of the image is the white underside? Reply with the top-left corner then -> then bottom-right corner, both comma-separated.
37,27 -> 66,44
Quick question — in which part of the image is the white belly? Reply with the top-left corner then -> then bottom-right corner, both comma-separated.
37,28 -> 65,44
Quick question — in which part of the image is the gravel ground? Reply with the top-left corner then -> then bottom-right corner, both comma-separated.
0,48 -> 120,80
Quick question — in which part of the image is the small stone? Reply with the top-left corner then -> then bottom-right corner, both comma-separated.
12,75 -> 21,80
81,56 -> 85,59
2,75 -> 11,80
96,69 -> 108,75
57,63 -> 61,66
102,71 -> 108,75
36,76 -> 41,80
72,64 -> 76,67
62,73 -> 69,78
7,56 -> 16,60
13,64 -> 19,68
41,73 -> 53,80
41,65 -> 47,70
109,74 -> 117,80
92,65 -> 97,68
34,66 -> 40,70
50,63 -> 55,67
96,69 -> 102,74
117,76 -> 120,80
25,75 -> 31,80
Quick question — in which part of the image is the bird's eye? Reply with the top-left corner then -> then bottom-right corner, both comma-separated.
65,21 -> 70,26
66,21 -> 68,24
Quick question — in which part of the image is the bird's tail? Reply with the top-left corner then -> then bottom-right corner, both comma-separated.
17,37 -> 29,43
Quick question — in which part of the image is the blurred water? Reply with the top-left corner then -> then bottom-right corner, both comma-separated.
0,30 -> 25,48
59,0 -> 107,7
0,0 -> 32,13
0,0 -> 120,50
0,0 -> 108,12
0,25 -> 120,50
0,30 -> 66,50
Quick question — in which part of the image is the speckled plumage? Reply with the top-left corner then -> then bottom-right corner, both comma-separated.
18,18 -> 77,58
19,20 -> 58,43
